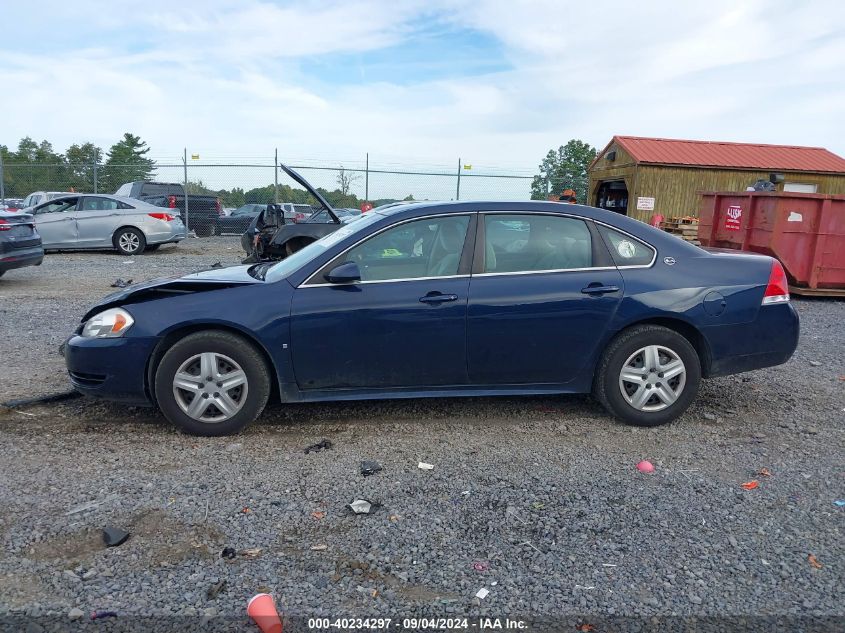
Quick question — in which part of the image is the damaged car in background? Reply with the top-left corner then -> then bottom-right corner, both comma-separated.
241,164 -> 360,263
0,208 -> 43,278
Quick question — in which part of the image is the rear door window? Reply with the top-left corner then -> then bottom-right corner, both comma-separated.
597,225 -> 655,266
81,197 -> 120,211
483,214 -> 593,273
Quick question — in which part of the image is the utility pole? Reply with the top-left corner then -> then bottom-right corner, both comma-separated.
274,148 -> 279,203
365,152 -> 369,202
183,148 -> 190,235
456,157 -> 462,201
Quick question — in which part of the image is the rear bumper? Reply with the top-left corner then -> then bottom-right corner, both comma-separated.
703,302 -> 800,377
64,334 -> 156,405
0,243 -> 44,272
145,220 -> 187,245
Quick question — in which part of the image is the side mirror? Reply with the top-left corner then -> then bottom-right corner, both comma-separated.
324,261 -> 361,284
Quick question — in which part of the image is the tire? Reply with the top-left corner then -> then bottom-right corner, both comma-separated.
145,244 -> 161,252
593,325 -> 701,427
195,224 -> 214,238
113,227 -> 146,256
154,330 -> 271,436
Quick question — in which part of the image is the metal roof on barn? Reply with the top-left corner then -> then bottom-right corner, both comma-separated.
608,136 -> 845,173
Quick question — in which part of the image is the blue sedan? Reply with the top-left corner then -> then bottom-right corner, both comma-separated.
64,201 -> 799,435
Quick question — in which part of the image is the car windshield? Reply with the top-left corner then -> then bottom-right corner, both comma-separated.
261,211 -> 384,283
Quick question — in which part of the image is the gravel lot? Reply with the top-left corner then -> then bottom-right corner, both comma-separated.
0,239 -> 843,632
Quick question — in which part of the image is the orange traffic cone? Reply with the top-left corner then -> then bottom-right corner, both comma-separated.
247,593 -> 283,633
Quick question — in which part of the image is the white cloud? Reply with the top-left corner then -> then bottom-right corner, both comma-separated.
1,0 -> 844,191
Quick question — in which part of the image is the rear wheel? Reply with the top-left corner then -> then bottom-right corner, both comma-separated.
593,325 -> 700,427
114,227 -> 145,256
195,223 -> 214,237
154,331 -> 271,436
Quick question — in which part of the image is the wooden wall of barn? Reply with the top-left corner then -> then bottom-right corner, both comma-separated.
590,160 -> 845,222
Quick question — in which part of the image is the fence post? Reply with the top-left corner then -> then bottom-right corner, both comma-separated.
0,152 -> 5,207
274,148 -> 279,203
365,153 -> 369,202
455,157 -> 461,201
183,148 -> 190,235
93,163 -> 98,194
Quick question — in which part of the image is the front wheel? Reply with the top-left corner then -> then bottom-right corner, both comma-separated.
593,325 -> 701,427
154,331 -> 271,435
114,227 -> 145,256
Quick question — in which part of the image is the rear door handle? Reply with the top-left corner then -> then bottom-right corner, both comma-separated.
419,293 -> 459,304
581,284 -> 620,295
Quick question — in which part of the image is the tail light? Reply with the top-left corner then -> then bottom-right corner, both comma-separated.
167,195 -> 177,209
762,259 -> 790,305
0,219 -> 10,231
216,198 -> 223,216
148,212 -> 175,222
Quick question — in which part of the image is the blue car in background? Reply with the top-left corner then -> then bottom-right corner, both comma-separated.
64,194 -> 799,435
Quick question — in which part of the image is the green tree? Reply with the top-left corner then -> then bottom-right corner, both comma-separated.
65,142 -> 103,192
101,133 -> 155,193
7,137 -> 67,194
530,139 -> 597,204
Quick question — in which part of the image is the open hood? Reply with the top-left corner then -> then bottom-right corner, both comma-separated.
279,163 -> 340,224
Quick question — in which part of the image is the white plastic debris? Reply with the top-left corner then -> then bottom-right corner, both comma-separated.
418,462 -> 434,470
475,588 -> 489,600
347,499 -> 373,514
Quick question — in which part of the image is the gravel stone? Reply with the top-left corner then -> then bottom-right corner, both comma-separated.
67,608 -> 84,620
0,238 -> 843,621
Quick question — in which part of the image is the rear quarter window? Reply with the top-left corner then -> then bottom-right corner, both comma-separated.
598,225 -> 655,266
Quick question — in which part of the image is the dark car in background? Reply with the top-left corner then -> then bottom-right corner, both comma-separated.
219,204 -> 266,234
0,210 -> 43,278
115,181 -> 223,237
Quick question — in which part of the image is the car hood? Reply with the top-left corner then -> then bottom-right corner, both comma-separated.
82,265 -> 263,320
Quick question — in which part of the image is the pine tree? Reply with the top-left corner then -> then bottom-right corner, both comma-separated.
102,133 -> 155,193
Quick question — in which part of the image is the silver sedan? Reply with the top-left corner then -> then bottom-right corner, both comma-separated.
28,194 -> 186,255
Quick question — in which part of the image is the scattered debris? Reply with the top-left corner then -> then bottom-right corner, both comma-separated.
475,588 -> 489,600
68,608 -> 85,621
740,480 -> 759,490
574,585 -> 595,590
65,497 -> 113,516
418,462 -> 434,470
210,261 -> 223,268
809,360 -> 822,367
110,278 -> 132,288
472,561 -> 489,572
122,260 -> 134,264
361,460 -> 383,477
834,500 -> 845,507
221,547 -> 237,560
636,460 -> 655,474
389,514 -> 401,523
102,526 -> 130,547
90,610 -> 118,621
808,554 -> 823,569
304,438 -> 333,454
310,544 -> 328,551
247,593 -> 283,633
577,624 -> 596,632
461,490 -> 470,496
207,580 -> 227,599
347,499 -> 378,515
239,548 -> 262,558
758,468 -> 772,477
602,563 -> 617,567
241,507 -> 252,514
311,510 -> 326,520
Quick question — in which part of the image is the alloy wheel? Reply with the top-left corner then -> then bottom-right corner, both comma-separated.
172,352 -> 249,422
118,232 -> 140,253
618,344 -> 686,412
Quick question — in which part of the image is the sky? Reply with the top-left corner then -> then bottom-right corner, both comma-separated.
2,0 -> 844,195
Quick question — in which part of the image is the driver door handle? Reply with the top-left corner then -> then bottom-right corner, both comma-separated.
419,293 -> 459,304
581,284 -> 620,295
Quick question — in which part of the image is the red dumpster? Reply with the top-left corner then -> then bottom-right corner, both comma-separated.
698,191 -> 845,295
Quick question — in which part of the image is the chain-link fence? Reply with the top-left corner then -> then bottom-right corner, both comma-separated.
0,157 -> 535,238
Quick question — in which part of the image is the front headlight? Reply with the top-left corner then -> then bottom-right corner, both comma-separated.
82,307 -> 135,338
